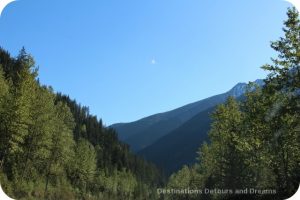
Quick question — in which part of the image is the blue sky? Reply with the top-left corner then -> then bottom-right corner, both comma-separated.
0,0 -> 292,125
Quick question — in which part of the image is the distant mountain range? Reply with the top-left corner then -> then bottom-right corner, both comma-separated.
111,79 -> 264,174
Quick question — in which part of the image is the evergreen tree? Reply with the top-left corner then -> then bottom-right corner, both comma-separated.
0,65 -> 10,169
4,49 -> 37,181
168,8 -> 300,200
261,7 -> 300,197
0,48 -> 163,200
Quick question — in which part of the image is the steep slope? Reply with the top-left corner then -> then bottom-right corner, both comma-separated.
111,81 -> 259,152
138,106 -> 214,175
137,80 -> 264,174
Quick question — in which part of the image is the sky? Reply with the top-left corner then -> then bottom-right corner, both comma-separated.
0,0 -> 292,125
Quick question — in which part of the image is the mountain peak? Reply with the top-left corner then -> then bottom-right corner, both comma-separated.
228,79 -> 264,97
228,82 -> 247,97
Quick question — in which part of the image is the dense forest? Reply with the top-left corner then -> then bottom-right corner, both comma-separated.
0,7 -> 299,200
165,8 -> 300,200
0,49 -> 163,198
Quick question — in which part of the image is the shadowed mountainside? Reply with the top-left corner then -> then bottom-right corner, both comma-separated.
111,80 -> 263,152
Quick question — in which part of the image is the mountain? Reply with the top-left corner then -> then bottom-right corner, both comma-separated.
111,93 -> 226,151
137,79 -> 264,174
111,80 -> 262,152
138,106 -> 214,174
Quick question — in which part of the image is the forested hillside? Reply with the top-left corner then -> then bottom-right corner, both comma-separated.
0,6 -> 299,200
0,48 -> 163,200
165,8 -> 300,200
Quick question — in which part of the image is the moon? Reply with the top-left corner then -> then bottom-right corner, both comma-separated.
151,58 -> 156,65
0,0 -> 16,17
285,0 -> 300,12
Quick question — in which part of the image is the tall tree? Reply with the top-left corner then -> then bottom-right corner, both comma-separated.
44,101 -> 75,194
0,65 -> 10,169
203,97 -> 244,192
68,139 -> 97,194
261,7 -> 300,197
4,49 -> 37,181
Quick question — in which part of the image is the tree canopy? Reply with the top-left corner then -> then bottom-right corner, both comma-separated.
165,8 -> 300,200
0,48 -> 163,200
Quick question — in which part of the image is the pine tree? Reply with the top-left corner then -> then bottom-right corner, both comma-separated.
261,8 -> 300,197
4,50 -> 37,181
0,48 -> 163,200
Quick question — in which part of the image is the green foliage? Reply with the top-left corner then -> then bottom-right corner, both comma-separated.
166,165 -> 200,200
68,139 -> 97,194
0,48 -> 163,199
0,65 -> 10,166
44,101 -> 75,194
168,8 -> 300,200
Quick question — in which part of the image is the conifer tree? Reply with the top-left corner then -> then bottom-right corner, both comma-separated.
260,7 -> 300,197
0,65 -> 10,169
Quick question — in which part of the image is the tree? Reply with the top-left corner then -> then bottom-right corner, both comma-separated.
0,47 -> 163,200
4,50 -> 37,181
0,65 -> 10,169
262,8 -> 300,93
68,139 -> 97,194
205,97 -> 244,192
167,165 -> 200,200
44,101 -> 75,194
261,7 -> 300,197
194,8 -> 300,199
20,86 -> 56,181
